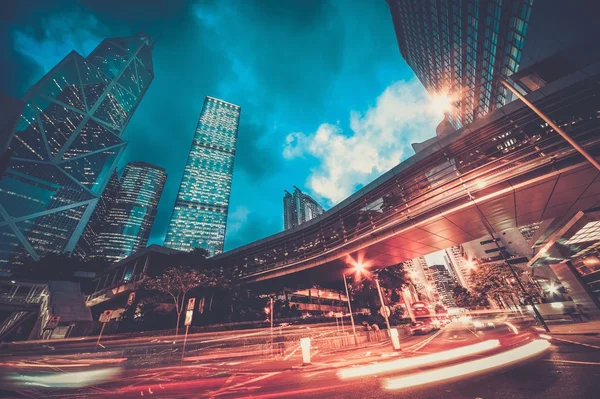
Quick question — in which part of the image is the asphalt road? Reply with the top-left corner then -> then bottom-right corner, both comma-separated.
2,320 -> 599,398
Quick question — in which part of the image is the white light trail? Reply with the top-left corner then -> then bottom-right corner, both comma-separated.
384,340 -> 550,390
337,339 -> 500,379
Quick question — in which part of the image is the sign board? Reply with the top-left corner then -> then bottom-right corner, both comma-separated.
99,310 -> 113,323
45,316 -> 60,330
184,310 -> 193,326
187,297 -> 196,312
379,305 -> 391,318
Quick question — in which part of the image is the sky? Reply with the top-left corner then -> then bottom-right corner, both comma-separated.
0,0 -> 445,252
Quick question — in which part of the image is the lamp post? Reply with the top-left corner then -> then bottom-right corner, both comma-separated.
342,272 -> 358,338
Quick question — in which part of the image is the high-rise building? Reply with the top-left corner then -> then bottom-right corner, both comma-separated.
387,0 -> 533,129
86,162 -> 166,262
75,170 -> 121,258
429,264 -> 456,307
404,256 -> 439,303
444,245 -> 473,289
283,186 -> 324,230
0,35 -> 154,267
164,96 -> 240,256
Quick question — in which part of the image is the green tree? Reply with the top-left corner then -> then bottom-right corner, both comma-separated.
469,261 -> 535,309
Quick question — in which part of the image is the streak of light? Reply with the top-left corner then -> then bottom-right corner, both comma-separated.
338,340 -> 500,379
543,359 -> 600,366
550,337 -> 600,350
504,322 -> 519,334
539,334 -> 552,340
11,367 -> 122,388
384,340 -> 550,390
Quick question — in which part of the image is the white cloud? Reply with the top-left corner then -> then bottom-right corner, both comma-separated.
226,205 -> 250,234
12,9 -> 108,78
282,79 -> 444,205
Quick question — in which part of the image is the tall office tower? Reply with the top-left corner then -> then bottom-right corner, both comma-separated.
404,256 -> 439,303
75,170 -> 121,258
0,35 -> 154,267
88,162 -> 166,262
387,0 -> 533,129
164,97 -> 240,256
444,245 -> 473,289
429,264 -> 457,307
283,186 -> 324,230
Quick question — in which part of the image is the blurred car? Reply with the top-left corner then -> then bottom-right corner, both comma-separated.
410,321 -> 434,335
472,319 -> 496,330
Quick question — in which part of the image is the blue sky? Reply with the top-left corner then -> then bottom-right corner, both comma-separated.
1,0 -> 444,251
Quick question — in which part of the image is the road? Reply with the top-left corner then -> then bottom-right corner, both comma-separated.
1,319 -> 599,398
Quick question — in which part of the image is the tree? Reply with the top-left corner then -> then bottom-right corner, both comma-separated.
145,267 -> 216,335
469,261 -> 536,309
452,285 -> 488,308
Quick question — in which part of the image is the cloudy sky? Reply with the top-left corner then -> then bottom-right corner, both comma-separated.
1,0 -> 444,251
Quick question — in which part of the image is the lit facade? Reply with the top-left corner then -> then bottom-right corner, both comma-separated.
88,162 -> 166,262
387,0 -> 533,129
0,35 -> 154,267
445,245 -> 473,289
283,186 -> 324,230
164,96 -> 240,256
429,264 -> 456,307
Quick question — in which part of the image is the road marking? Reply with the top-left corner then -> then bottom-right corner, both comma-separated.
544,359 -> 600,366
406,329 -> 443,352
551,337 -> 600,350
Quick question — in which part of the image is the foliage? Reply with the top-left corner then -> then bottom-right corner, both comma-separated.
145,266 -> 216,335
348,264 -> 407,314
452,285 -> 488,308
469,261 -> 537,308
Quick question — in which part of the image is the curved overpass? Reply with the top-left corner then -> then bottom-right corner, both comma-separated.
214,64 -> 600,285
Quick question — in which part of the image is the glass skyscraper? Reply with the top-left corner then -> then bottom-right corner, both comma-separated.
387,0 -> 533,129
0,35 -> 154,267
283,186 -> 324,230
87,162 -> 166,262
164,96 -> 241,256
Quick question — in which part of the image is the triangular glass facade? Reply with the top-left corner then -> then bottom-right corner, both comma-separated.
0,34 -> 154,267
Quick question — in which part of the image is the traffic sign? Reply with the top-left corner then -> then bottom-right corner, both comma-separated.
187,297 -> 196,311
184,310 -> 193,326
45,316 -> 60,330
379,305 -> 391,318
99,310 -> 113,323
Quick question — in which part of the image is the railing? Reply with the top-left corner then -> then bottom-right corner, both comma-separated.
213,68 -> 600,279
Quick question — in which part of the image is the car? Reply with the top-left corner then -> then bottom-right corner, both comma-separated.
410,321 -> 434,335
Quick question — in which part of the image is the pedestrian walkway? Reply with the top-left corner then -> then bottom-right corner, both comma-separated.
542,321 -> 600,335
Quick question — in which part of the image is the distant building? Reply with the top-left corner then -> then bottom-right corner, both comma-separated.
0,35 -> 155,267
283,186 -> 324,230
404,256 -> 439,303
387,0 -> 534,129
429,264 -> 456,307
164,97 -> 240,257
86,162 -> 166,262
444,245 -> 473,290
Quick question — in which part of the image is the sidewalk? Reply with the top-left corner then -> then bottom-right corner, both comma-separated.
541,320 -> 600,336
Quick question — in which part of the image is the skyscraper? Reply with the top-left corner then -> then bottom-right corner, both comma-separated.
429,264 -> 456,307
444,245 -> 473,289
87,162 -> 166,262
164,96 -> 240,256
387,0 -> 533,129
0,35 -> 154,267
75,170 -> 121,258
404,256 -> 439,303
283,187 -> 324,230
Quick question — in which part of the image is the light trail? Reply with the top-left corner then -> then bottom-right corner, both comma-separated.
384,339 -> 550,390
337,339 -> 500,379
504,322 -> 519,334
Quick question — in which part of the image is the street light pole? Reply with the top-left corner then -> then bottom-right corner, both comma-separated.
374,278 -> 392,332
342,273 -> 358,338
501,79 -> 600,171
